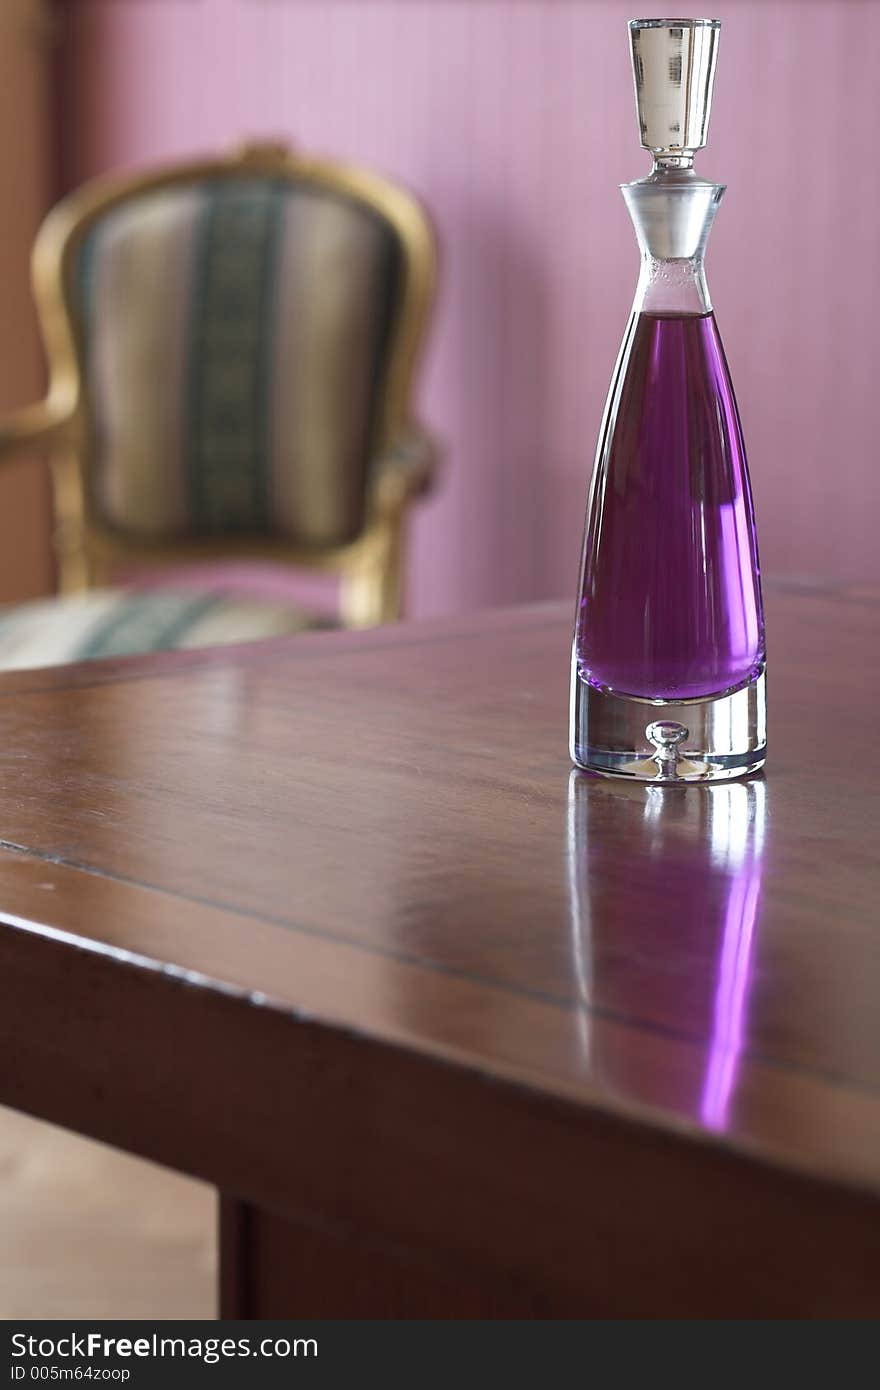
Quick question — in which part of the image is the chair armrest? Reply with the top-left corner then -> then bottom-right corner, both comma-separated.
0,397 -> 77,460
370,427 -> 441,515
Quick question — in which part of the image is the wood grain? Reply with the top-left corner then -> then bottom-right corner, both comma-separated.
0,588 -> 877,1315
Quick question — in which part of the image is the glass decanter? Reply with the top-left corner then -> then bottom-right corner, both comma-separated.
570,18 -> 766,782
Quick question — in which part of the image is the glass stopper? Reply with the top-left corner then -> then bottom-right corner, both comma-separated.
629,18 -> 721,167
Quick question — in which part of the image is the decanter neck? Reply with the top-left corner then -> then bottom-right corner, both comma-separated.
652,153 -> 695,172
622,170 -> 725,316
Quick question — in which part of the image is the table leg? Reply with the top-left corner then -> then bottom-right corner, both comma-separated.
217,1191 -> 533,1319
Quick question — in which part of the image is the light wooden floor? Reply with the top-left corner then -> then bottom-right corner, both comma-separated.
0,1105 -> 215,1319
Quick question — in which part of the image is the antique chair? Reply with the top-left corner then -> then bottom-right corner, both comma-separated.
0,141 -> 438,669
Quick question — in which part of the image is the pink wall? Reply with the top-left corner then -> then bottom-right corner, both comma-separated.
58,0 -> 880,617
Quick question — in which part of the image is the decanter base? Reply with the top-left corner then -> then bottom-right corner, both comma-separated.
570,666 -> 766,783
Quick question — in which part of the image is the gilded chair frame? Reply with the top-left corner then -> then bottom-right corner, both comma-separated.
0,141 -> 438,626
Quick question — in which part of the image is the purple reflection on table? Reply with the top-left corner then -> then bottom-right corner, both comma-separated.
567,775 -> 765,1130
700,782 -> 764,1129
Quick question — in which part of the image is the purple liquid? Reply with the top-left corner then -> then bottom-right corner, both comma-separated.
576,311 -> 764,701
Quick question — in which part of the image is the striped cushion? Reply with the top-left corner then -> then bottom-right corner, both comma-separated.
0,589 -> 330,672
75,179 -> 401,546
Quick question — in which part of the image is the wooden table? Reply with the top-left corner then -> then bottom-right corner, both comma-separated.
0,587 -> 878,1318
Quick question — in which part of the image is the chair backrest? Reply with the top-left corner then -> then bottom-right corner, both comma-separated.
33,143 -> 435,581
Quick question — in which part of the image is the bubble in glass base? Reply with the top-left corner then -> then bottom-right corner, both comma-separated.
569,662 -> 766,783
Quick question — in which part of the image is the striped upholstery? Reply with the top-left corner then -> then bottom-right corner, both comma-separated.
75,179 -> 401,545
0,588 -> 331,672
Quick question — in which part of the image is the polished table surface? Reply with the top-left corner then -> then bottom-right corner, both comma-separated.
0,586 -> 878,1316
